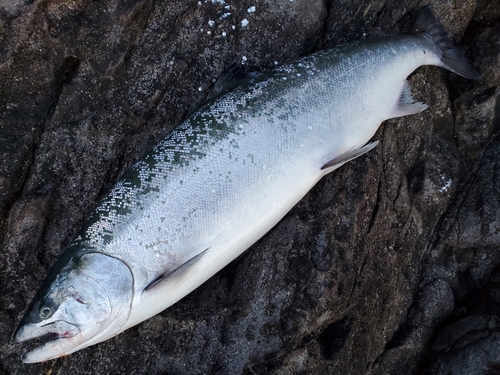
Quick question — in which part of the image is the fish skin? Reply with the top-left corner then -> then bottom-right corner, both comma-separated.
14,8 -> 479,363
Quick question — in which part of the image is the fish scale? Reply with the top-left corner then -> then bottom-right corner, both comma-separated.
81,37 -> 424,289
15,8 -> 480,363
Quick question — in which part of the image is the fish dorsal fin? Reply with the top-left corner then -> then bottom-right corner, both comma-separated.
321,141 -> 378,171
388,80 -> 428,119
206,65 -> 260,101
144,248 -> 210,292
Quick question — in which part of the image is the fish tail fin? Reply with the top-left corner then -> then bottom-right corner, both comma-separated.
412,6 -> 480,80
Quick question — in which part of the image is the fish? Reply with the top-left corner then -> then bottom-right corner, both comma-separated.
14,7 -> 479,363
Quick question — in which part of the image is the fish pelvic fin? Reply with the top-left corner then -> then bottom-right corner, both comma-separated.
144,248 -> 210,292
388,80 -> 428,119
321,141 -> 379,172
412,6 -> 480,80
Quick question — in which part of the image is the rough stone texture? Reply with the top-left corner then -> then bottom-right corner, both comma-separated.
0,0 -> 498,374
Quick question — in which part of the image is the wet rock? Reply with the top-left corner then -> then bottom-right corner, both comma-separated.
0,0 -> 498,374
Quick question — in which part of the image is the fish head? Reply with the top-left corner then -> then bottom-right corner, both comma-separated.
15,251 -> 134,363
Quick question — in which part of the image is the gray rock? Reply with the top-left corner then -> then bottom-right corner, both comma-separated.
0,0 -> 498,374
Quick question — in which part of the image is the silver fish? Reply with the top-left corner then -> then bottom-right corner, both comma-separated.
15,8 -> 479,363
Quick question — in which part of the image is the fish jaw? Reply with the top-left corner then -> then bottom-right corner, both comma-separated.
15,320 -> 84,363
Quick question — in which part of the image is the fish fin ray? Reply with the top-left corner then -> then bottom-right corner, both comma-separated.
144,248 -> 210,292
412,6 -> 480,80
388,80 -> 428,119
206,65 -> 260,101
321,141 -> 378,171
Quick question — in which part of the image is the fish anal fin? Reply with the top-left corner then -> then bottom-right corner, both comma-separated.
388,81 -> 428,119
144,248 -> 210,292
321,141 -> 378,171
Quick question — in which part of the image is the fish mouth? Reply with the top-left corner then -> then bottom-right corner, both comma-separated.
15,320 -> 83,363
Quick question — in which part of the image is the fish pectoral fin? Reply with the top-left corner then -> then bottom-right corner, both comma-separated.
388,80 -> 428,119
144,248 -> 210,292
321,141 -> 379,171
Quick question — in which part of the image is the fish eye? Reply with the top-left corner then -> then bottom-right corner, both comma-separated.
39,305 -> 53,319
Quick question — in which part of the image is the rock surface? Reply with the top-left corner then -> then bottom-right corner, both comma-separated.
0,0 -> 498,374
